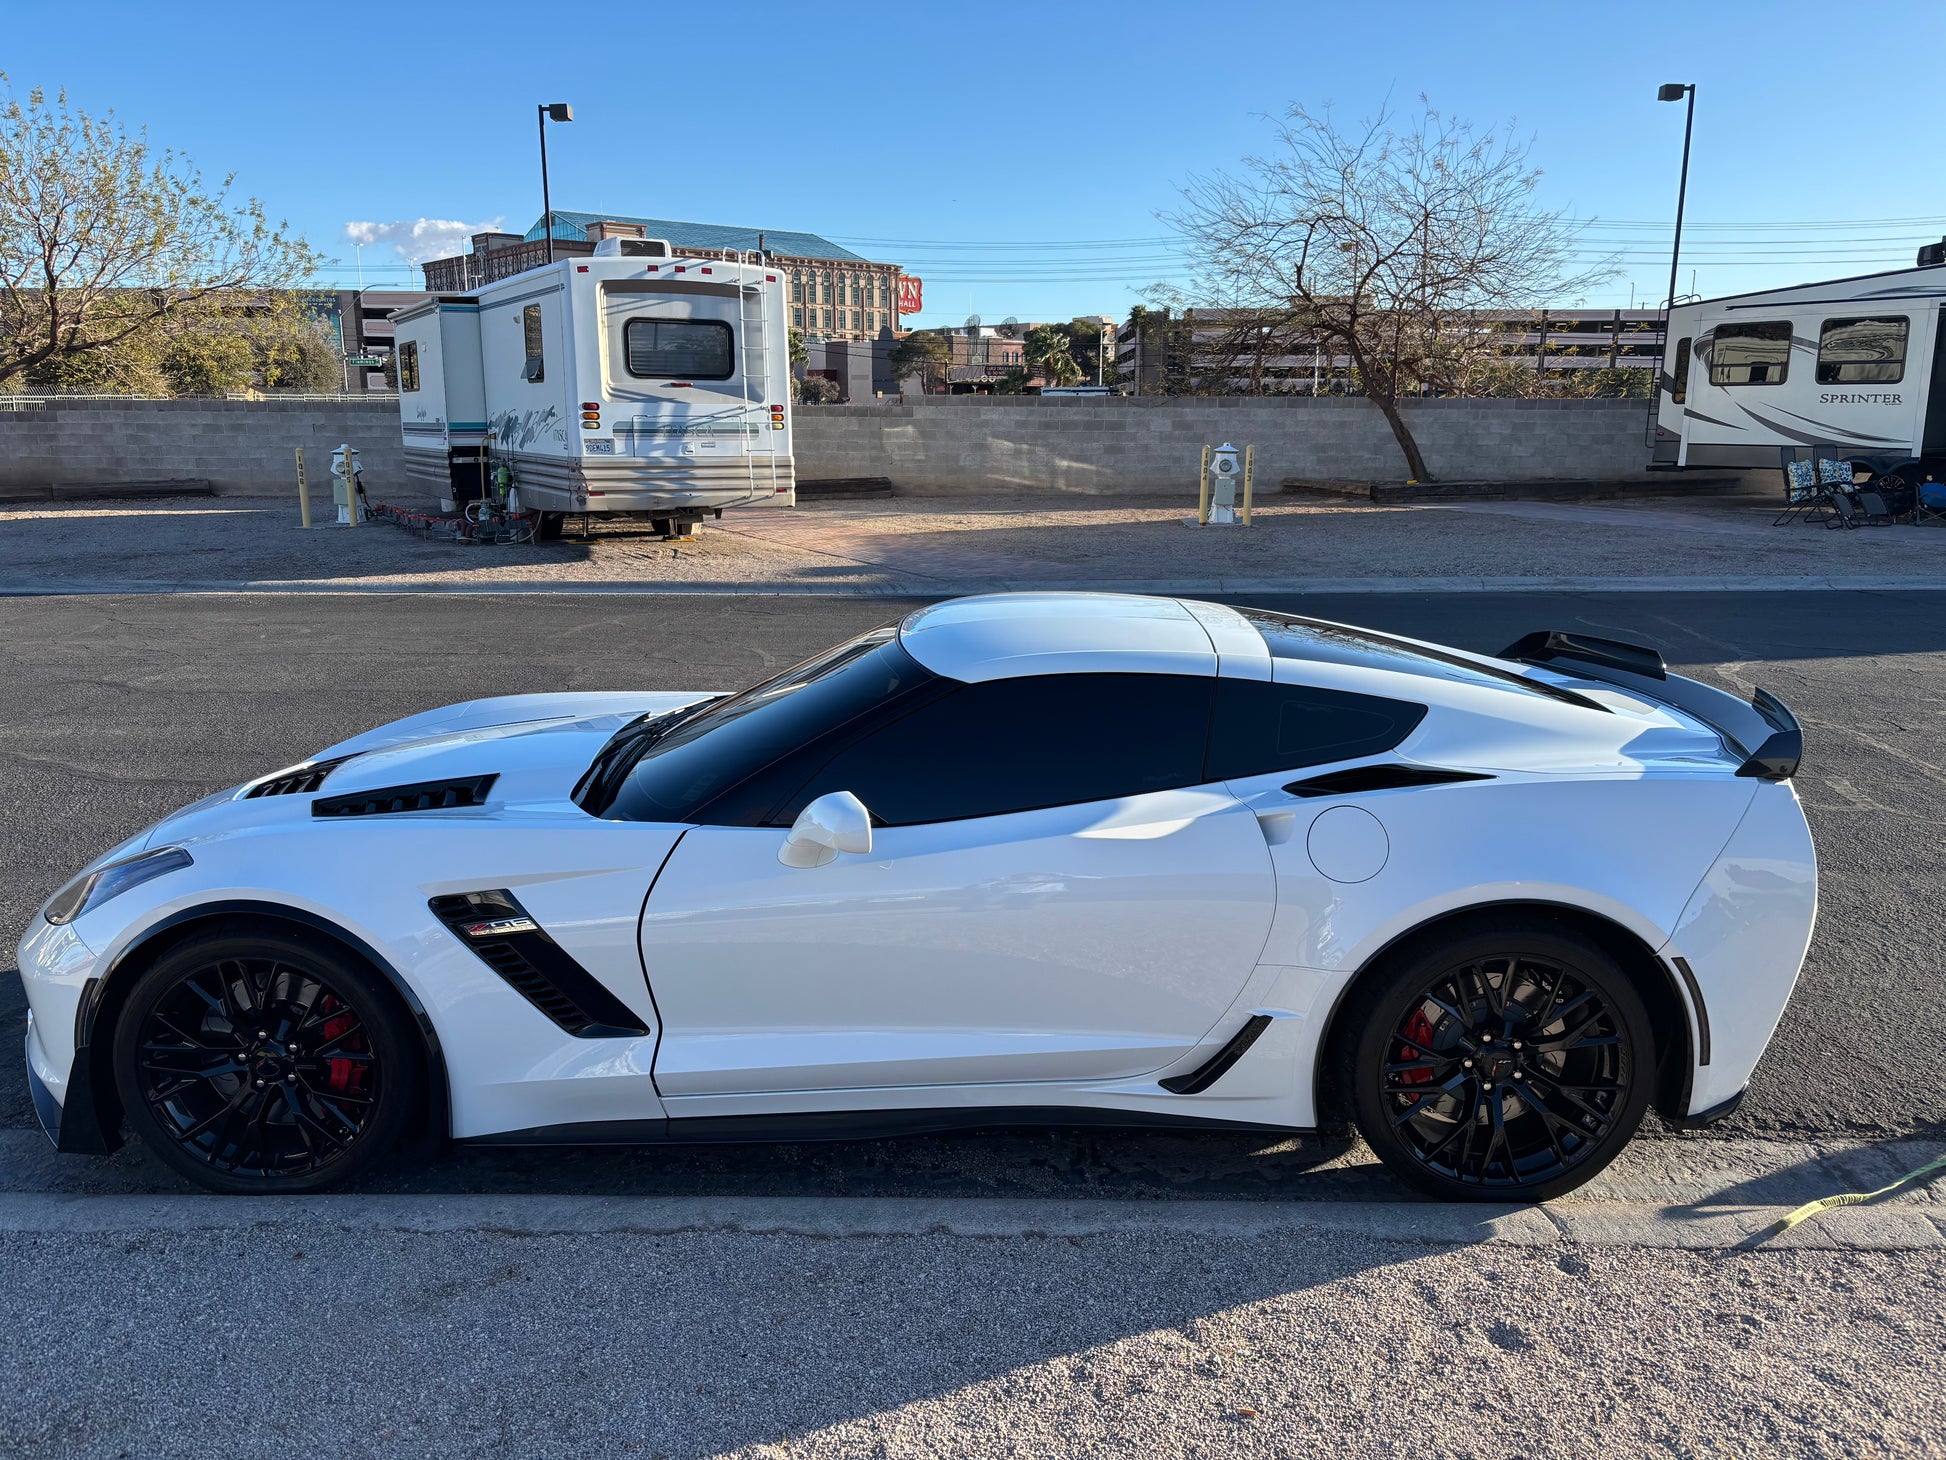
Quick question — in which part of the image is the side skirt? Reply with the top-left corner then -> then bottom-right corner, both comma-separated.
463,1105 -> 1310,1148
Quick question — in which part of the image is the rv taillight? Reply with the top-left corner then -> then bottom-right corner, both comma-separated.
674,266 -> 686,273
765,275 -> 777,283
576,265 -> 589,273
581,403 -> 600,411
700,267 -> 712,274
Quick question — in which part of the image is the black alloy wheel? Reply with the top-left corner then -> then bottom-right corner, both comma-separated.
1346,922 -> 1654,1202
112,928 -> 421,1194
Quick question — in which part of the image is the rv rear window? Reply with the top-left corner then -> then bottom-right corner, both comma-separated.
1670,337 -> 1691,404
398,340 -> 421,393
1708,321 -> 1791,386
1816,316 -> 1907,384
623,319 -> 734,380
522,304 -> 544,383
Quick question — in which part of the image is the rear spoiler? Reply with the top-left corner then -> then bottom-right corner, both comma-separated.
1498,630 -> 1803,782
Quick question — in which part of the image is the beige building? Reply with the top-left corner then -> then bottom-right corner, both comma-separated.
420,212 -> 903,342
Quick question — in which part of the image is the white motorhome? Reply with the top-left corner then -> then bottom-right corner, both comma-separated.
392,238 -> 794,536
1654,244 -> 1946,474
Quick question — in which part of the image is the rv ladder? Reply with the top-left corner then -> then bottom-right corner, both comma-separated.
734,252 -> 782,501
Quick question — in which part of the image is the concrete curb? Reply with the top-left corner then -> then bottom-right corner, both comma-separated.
0,1192 -> 1936,1251
5,575 -> 1946,599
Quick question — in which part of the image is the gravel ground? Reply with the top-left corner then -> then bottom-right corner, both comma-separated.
1,1223 -> 1939,1459
4,490 -> 1944,590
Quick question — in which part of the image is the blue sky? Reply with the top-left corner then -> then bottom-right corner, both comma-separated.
7,0 -> 1942,328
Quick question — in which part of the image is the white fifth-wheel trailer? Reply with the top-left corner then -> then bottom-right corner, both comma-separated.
391,237 -> 795,537
1653,243 -> 1946,476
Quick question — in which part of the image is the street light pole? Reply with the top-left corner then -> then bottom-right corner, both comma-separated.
537,102 -> 573,263
1656,82 -> 1696,324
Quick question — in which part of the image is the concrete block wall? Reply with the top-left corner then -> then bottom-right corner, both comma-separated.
792,396 -> 1658,494
0,398 -> 407,495
0,395 -> 1659,502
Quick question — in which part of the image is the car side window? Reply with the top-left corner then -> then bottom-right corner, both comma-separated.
777,673 -> 1215,827
1204,678 -> 1426,780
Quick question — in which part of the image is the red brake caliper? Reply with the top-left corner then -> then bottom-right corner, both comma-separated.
318,995 -> 367,1096
1397,1007 -> 1436,1086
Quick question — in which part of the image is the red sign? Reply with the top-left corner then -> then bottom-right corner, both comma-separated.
896,276 -> 923,316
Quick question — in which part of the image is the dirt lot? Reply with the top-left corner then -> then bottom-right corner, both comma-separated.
3,489 -> 1943,592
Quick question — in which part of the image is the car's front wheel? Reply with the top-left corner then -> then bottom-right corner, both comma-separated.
1344,920 -> 1655,1202
111,926 -> 422,1194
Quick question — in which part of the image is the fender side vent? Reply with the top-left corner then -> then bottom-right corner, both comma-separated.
429,890 -> 650,1039
245,755 -> 353,798
1161,1014 -> 1274,1095
313,774 -> 498,818
1284,765 -> 1494,799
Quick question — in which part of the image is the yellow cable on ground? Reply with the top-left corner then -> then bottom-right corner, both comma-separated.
1751,1150 -> 1946,1244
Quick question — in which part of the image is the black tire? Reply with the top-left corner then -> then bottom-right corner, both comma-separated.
534,510 -> 565,542
111,927 -> 423,1195
1340,919 -> 1654,1202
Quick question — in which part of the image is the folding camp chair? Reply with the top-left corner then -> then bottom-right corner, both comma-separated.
1818,452 -> 1886,526
1916,475 -> 1946,527
1773,447 -> 1825,525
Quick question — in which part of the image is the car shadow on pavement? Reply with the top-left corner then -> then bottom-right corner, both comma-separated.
0,1116 -> 1420,1203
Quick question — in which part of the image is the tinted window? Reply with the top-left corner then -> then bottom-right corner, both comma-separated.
604,630 -> 932,823
1708,321 -> 1790,386
1206,679 -> 1426,780
1669,336 -> 1691,404
522,304 -> 544,382
1237,609 -> 1586,706
398,340 -> 421,392
1816,316 -> 1906,384
625,318 -> 734,380
779,673 -> 1214,827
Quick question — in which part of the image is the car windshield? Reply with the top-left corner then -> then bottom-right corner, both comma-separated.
591,626 -> 934,823
1236,609 -> 1605,710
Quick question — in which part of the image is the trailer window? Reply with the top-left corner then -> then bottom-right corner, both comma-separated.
1708,321 -> 1791,386
623,318 -> 734,380
398,340 -> 421,393
1670,337 -> 1691,404
1817,316 -> 1907,384
522,304 -> 544,383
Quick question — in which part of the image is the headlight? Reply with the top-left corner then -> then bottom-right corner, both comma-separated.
42,846 -> 194,926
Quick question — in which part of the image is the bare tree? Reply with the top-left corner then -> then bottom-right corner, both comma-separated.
0,78 -> 318,386
1165,99 -> 1610,480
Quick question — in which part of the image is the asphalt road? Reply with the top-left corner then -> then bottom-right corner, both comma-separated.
2,590 -> 1942,1198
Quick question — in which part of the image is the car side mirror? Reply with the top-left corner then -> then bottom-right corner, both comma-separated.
778,791 -> 873,868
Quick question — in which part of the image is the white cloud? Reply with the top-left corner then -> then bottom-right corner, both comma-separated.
343,217 -> 506,264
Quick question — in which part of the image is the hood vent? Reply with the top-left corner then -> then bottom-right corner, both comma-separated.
244,756 -> 352,798
312,774 -> 498,818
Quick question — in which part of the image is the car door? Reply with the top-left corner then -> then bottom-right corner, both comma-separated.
640,672 -> 1278,1096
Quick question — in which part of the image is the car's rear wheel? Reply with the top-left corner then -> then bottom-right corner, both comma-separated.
111,927 -> 422,1194
1344,921 -> 1654,1202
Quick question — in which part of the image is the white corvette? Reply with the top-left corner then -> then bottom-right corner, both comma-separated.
18,593 -> 1816,1201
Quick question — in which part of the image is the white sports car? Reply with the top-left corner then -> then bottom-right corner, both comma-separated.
18,593 -> 1816,1201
